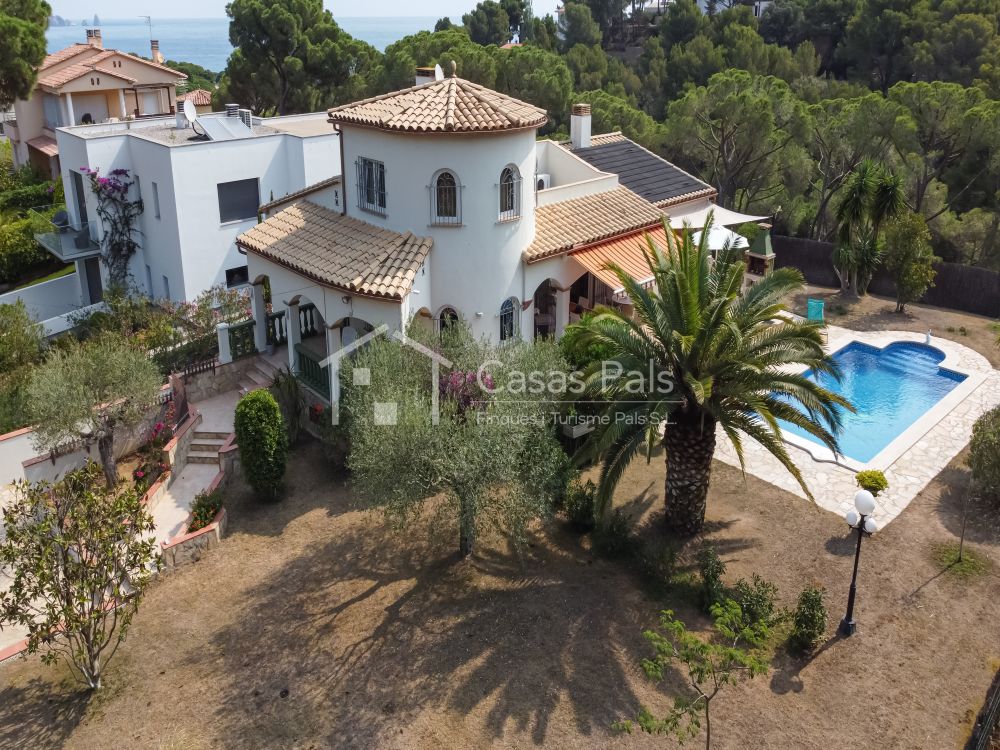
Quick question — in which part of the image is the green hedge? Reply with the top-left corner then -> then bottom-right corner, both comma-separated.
234,390 -> 288,501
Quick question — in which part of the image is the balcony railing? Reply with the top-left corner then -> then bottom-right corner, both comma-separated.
30,205 -> 100,262
296,343 -> 330,400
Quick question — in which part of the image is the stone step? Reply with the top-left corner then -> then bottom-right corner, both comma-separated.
191,436 -> 227,447
246,367 -> 271,387
186,453 -> 220,465
255,357 -> 281,377
190,441 -> 225,452
194,430 -> 230,440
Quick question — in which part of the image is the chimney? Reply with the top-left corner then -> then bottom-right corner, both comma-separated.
225,103 -> 239,117
85,29 -> 103,48
150,39 -> 164,64
238,108 -> 253,130
570,103 -> 591,149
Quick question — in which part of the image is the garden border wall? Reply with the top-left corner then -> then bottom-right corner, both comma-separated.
772,236 -> 1000,318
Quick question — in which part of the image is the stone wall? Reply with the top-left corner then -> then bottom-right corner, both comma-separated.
160,507 -> 228,570
163,406 -> 204,481
182,358 -> 260,403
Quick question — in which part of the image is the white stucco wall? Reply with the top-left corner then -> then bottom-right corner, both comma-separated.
340,126 -> 538,340
55,122 -> 341,302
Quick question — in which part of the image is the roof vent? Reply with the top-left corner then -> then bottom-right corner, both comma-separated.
225,103 -> 239,118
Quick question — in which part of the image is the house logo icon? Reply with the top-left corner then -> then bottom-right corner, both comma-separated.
320,324 -> 452,426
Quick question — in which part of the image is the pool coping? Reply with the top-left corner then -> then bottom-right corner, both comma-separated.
713,326 -> 1000,526
779,334 -> 989,472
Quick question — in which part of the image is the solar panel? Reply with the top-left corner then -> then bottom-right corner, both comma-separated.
197,115 -> 252,141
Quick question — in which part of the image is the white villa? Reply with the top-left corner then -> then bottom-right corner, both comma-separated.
235,69 -> 767,403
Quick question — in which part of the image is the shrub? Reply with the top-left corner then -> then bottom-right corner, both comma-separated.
636,542 -> 677,583
234,390 -> 288,501
269,366 -> 304,444
732,574 -> 780,628
594,509 -> 632,556
564,478 -> 597,530
697,545 -> 726,614
188,490 -> 223,532
789,586 -> 827,654
855,469 -> 889,497
970,406 -> 1000,501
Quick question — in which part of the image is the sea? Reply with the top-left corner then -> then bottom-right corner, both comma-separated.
46,17 -> 438,72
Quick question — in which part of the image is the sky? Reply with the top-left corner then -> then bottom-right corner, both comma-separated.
50,0 -> 561,20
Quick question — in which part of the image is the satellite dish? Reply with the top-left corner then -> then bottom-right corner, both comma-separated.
183,98 -> 198,124
434,63 -> 444,81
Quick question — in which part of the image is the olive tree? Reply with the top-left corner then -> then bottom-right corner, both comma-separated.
0,462 -> 159,690
346,325 -> 571,557
28,333 -> 163,488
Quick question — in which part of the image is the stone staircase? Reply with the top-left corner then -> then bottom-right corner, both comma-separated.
187,431 -> 229,465
239,356 -> 281,395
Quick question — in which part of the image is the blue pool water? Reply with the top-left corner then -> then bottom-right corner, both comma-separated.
779,341 -> 966,463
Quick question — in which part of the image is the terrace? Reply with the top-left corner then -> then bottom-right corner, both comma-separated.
29,205 -> 100,263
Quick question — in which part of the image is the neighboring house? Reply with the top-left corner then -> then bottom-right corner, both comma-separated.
235,78 -> 765,406
5,29 -> 187,178
176,89 -> 214,115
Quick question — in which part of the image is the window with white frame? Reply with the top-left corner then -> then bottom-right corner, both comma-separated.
499,297 -> 519,341
431,170 -> 460,225
357,157 -> 386,215
499,165 -> 521,221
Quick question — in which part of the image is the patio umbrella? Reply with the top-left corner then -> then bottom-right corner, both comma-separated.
690,225 -> 749,253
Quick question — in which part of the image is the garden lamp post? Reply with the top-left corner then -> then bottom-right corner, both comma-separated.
839,489 -> 879,637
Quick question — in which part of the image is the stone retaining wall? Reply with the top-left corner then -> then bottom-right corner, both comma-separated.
182,358 -> 260,403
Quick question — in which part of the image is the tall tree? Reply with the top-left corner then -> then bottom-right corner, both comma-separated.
0,0 -> 50,107
833,159 -> 906,296
225,0 -> 379,115
28,333 -> 162,487
889,81 -> 985,216
560,2 -> 603,49
0,462 -> 158,690
569,217 -> 847,534
463,0 -> 510,45
665,70 -> 809,211
804,94 -> 898,240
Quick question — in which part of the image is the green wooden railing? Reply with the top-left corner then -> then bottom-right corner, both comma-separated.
228,319 -> 256,360
266,310 -> 287,346
295,343 -> 329,399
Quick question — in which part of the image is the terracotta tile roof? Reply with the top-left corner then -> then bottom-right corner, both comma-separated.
328,76 -> 547,134
177,88 -> 212,106
237,201 -> 432,301
524,187 -> 665,263
26,135 -> 58,157
559,131 -> 627,148
85,49 -> 186,79
37,62 -> 136,89
41,44 -> 92,69
259,176 -> 342,214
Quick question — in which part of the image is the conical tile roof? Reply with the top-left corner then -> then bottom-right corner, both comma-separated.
327,75 -> 548,134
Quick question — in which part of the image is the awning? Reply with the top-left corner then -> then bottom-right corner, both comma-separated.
667,200 -> 766,230
571,225 -> 671,293
26,135 -> 58,158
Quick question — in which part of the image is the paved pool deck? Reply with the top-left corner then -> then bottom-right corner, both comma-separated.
715,327 -> 1000,526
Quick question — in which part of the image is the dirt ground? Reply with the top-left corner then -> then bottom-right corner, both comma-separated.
1,436 -> 998,750
788,285 -> 1000,367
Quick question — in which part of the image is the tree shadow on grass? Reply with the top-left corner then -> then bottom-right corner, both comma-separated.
769,634 -> 840,696
195,513 -> 682,749
932,464 -> 1000,547
0,675 -> 89,750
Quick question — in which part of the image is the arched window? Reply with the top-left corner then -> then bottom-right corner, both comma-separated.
431,169 -> 460,225
499,165 -> 520,221
499,296 -> 519,341
438,306 -> 459,331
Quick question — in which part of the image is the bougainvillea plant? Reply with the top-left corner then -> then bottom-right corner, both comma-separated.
81,167 -> 143,288
440,370 -> 493,415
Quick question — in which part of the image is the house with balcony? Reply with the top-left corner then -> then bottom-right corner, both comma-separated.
5,104 -> 342,335
234,73 -> 767,406
4,29 -> 187,178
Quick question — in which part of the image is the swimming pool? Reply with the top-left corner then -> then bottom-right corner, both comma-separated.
779,341 -> 967,463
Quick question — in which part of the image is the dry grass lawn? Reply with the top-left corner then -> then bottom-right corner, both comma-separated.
1,436 -> 998,750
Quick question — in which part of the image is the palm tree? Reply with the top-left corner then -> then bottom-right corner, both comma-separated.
566,216 -> 850,535
833,159 -> 906,297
